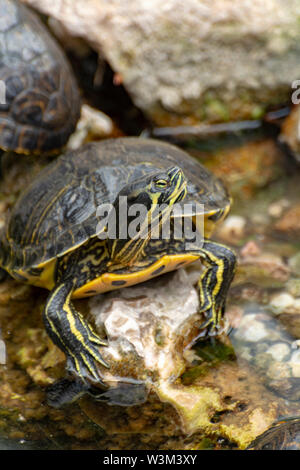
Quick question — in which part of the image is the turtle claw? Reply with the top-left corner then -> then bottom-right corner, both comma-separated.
63,332 -> 110,385
200,309 -> 221,335
46,377 -> 108,408
60,316 -> 110,383
86,326 -> 109,347
188,305 -> 225,348
66,344 -> 109,386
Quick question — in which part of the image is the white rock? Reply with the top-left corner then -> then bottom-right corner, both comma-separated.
290,350 -> 300,364
289,253 -> 300,276
289,350 -> 300,377
89,266 -> 202,382
290,363 -> 300,377
291,339 -> 300,350
22,0 -> 300,125
217,215 -> 246,241
267,361 -> 292,380
269,293 -> 294,315
268,199 -> 290,218
234,314 -> 269,342
67,104 -> 114,150
266,343 -> 290,362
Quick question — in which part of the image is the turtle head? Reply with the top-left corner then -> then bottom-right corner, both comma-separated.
119,165 -> 186,206
108,166 -> 187,265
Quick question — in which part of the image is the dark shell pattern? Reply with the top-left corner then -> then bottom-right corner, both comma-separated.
1,138 -> 230,270
0,0 -> 80,153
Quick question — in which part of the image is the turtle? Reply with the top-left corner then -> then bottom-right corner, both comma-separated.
247,417 -> 300,450
0,137 -> 236,398
0,0 -> 80,155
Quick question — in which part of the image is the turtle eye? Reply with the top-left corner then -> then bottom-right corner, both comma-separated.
154,179 -> 168,189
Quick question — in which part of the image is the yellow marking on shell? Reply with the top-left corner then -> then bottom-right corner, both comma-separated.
10,258 -> 56,290
201,203 -> 231,238
72,253 -> 199,298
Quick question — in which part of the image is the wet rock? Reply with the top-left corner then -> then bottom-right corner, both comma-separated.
274,203 -> 300,237
277,312 -> 300,340
215,215 -> 246,245
269,293 -> 295,315
199,139 -> 284,200
268,199 -> 290,219
235,252 -> 290,288
269,284 -> 300,337
286,279 -> 300,298
290,350 -> 300,377
88,267 -> 203,396
233,314 -> 270,343
230,305 -> 300,401
22,0 -> 300,126
289,253 -> 300,276
265,343 -> 290,362
240,241 -> 261,258
267,378 -> 300,402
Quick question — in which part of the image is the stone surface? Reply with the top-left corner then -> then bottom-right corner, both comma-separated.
215,215 -> 246,245
67,104 -> 118,150
286,279 -> 300,298
274,203 -> 300,236
234,252 -> 290,288
269,293 -> 295,315
195,139 -> 284,200
87,264 -> 215,424
230,307 -> 300,399
289,253 -> 300,276
22,0 -> 300,126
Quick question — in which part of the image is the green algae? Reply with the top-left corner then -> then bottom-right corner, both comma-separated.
181,340 -> 236,386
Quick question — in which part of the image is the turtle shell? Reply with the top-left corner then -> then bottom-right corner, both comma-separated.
247,417 -> 300,450
1,138 -> 230,272
0,0 -> 80,154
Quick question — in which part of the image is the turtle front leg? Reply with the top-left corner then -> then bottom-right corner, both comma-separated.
194,239 -> 236,340
145,236 -> 236,341
43,281 -> 109,385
